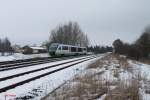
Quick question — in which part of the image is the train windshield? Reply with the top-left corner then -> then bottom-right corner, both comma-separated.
49,44 -> 58,51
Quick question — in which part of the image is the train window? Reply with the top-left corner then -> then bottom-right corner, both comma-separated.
62,46 -> 68,50
71,47 -> 77,52
49,44 -> 58,51
78,48 -> 83,52
58,46 -> 61,50
83,48 -> 86,51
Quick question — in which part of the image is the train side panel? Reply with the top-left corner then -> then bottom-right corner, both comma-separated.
49,43 -> 87,56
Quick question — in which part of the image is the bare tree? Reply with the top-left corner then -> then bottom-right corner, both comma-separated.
135,32 -> 150,58
113,25 -> 150,59
0,37 -> 13,56
4,38 -> 11,52
49,22 -> 89,47
113,39 -> 124,53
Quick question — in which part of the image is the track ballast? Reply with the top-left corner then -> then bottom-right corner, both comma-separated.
0,55 -> 98,94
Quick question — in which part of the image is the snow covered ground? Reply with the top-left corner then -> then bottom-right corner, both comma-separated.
0,53 -> 49,62
42,53 -> 150,100
129,60 -> 150,100
1,53 -> 149,100
0,54 -> 102,100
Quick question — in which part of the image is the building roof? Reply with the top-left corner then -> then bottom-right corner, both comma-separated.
30,47 -> 46,50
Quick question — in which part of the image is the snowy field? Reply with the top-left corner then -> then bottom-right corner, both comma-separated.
1,53 -> 149,100
0,54 -> 103,100
42,53 -> 150,100
0,53 -> 49,62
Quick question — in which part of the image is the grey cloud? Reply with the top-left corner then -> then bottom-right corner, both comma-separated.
0,0 -> 150,46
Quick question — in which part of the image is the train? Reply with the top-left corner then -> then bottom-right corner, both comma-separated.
48,43 -> 87,56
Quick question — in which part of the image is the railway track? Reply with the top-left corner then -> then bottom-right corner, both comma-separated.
0,55 -> 89,66
0,55 -> 98,94
0,55 -> 86,71
0,56 -> 95,81
0,57 -> 50,65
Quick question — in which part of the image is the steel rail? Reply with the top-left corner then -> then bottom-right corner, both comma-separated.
0,56 -> 97,93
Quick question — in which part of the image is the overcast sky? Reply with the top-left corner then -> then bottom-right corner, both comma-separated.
0,0 -> 150,46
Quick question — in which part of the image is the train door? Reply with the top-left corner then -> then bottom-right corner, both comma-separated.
56,45 -> 62,55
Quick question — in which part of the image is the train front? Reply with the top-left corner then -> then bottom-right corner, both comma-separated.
48,43 -> 59,56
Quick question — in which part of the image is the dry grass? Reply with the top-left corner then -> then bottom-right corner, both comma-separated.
88,53 -> 130,71
112,69 -> 119,78
105,79 -> 140,100
46,72 -> 108,100
140,58 -> 150,65
72,73 -> 107,99
88,54 -> 114,69
87,58 -> 107,69
43,53 -> 143,100
112,53 -> 134,73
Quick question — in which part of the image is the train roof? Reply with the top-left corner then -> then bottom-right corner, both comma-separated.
50,43 -> 86,48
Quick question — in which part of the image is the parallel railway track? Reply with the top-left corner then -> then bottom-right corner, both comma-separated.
0,55 -> 98,94
0,55 -> 86,71
0,55 -> 87,66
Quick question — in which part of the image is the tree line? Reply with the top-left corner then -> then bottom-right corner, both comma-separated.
88,45 -> 113,54
0,38 -> 13,56
113,26 -> 150,60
